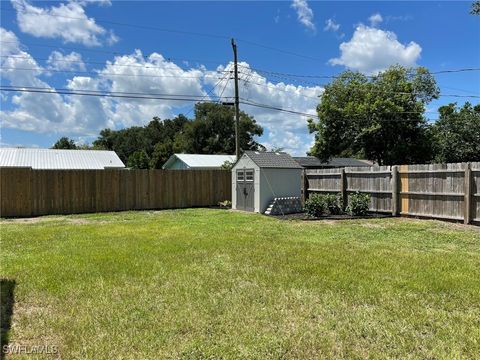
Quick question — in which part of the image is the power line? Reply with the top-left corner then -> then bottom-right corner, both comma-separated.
237,73 -> 480,99
239,97 -> 446,119
2,7 -> 230,41
3,6 -> 325,62
0,85 -> 234,100
244,65 -> 480,80
183,69 -> 232,117
0,42 -> 228,66
238,77 -> 323,100
0,86 -> 233,102
0,86 -> 443,123
0,54 -> 231,74
0,66 -> 224,80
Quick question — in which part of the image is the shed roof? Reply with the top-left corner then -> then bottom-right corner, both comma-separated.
243,151 -> 303,169
163,154 -> 236,169
0,148 -> 125,170
293,156 -> 373,168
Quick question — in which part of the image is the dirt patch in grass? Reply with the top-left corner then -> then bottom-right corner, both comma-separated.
270,212 -> 391,221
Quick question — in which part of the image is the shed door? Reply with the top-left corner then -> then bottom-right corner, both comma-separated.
236,169 -> 255,211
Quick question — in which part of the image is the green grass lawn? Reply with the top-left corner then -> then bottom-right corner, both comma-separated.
1,209 -> 479,359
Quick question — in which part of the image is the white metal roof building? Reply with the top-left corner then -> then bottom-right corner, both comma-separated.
162,154 -> 236,170
0,148 -> 125,170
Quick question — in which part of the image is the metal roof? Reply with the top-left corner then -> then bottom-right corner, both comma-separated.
0,148 -> 125,170
293,156 -> 373,168
163,154 -> 236,169
243,151 -> 303,169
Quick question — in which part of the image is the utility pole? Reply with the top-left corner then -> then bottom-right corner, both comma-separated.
231,38 -> 240,159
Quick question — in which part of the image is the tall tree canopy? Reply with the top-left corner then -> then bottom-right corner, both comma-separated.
52,137 -> 77,149
175,102 -> 264,154
89,103 -> 263,168
471,1 -> 480,14
432,102 -> 480,163
308,65 -> 439,165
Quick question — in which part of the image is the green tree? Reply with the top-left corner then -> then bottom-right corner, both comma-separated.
149,140 -> 174,169
127,150 -> 150,169
93,127 -> 149,164
220,160 -> 235,170
174,103 -> 264,154
52,137 -> 77,149
471,1 -> 480,14
432,102 -> 480,163
93,115 -> 189,164
308,66 -> 439,165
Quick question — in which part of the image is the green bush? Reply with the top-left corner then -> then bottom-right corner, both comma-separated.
323,194 -> 342,215
304,194 -> 327,218
346,192 -> 370,216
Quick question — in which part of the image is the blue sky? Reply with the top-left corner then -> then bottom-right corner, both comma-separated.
1,0 -> 479,155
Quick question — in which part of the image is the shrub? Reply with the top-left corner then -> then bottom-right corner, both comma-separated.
304,194 -> 327,218
323,194 -> 342,215
346,192 -> 370,216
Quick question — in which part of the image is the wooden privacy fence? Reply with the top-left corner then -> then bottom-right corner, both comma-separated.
1,168 -> 231,217
304,162 -> 480,225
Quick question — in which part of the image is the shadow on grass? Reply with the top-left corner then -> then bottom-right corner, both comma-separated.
1,279 -> 15,360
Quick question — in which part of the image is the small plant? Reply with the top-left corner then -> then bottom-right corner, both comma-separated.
221,160 -> 234,170
218,200 -> 232,208
346,192 -> 370,216
304,194 -> 327,218
323,194 -> 342,215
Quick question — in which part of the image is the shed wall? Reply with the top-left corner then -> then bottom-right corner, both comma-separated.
259,168 -> 302,213
166,159 -> 189,170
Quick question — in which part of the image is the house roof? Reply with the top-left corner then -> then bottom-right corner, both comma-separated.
293,156 -> 373,168
0,148 -> 125,170
243,151 -> 303,169
163,154 -> 236,169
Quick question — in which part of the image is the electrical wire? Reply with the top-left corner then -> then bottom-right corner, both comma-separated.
0,54 -> 230,73
0,66 -> 224,80
0,85 -> 234,100
0,86 -> 444,123
0,40 -> 228,65
0,86 -> 233,102
183,69 -> 232,117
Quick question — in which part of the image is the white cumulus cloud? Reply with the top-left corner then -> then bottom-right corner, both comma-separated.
47,51 -> 86,71
99,50 -> 208,127
369,13 -> 383,26
329,25 -> 422,74
291,0 -> 316,33
206,63 -> 323,155
1,28 -> 320,155
324,18 -> 340,32
11,0 -> 118,46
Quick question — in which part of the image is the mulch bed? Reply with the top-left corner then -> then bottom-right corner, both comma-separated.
268,212 -> 392,221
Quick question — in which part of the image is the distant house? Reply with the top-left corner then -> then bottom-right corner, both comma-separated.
162,154 -> 236,170
0,148 -> 125,170
293,156 -> 373,169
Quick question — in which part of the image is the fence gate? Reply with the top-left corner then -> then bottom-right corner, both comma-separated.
236,169 -> 255,211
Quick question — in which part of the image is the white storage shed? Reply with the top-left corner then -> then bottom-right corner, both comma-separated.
232,151 -> 303,214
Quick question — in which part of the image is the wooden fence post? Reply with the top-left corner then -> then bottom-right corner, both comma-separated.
391,165 -> 399,216
340,168 -> 347,211
302,169 -> 308,205
465,163 -> 472,225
